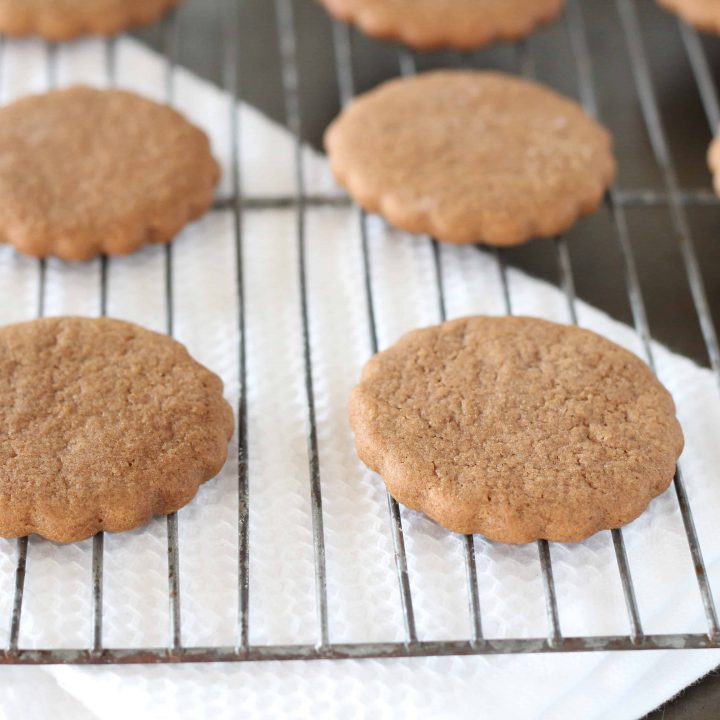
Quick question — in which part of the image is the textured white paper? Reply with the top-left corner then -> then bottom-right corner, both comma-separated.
0,36 -> 719,720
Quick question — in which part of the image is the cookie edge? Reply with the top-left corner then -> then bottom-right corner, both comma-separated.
0,0 -> 183,40
325,71 -> 618,246
657,0 -> 720,35
317,0 -> 567,50
349,316 -> 684,544
0,86 -> 222,262
0,316 -> 235,543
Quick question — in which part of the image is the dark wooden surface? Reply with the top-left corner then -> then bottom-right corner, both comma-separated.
137,1 -> 720,716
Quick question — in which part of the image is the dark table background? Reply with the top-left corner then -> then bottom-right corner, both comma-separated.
138,0 -> 720,715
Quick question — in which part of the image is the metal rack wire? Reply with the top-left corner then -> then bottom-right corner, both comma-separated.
2,0 -> 720,664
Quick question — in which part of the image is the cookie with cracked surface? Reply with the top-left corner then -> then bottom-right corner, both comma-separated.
349,316 -> 684,544
317,0 -> 565,50
0,316 -> 234,543
0,86 -> 220,261
325,71 -> 616,247
657,0 -> 720,34
0,0 -> 181,40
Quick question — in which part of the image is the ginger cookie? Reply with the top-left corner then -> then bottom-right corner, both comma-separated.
349,316 -> 684,544
0,86 -> 220,261
318,0 -> 565,50
657,0 -> 720,34
0,0 -> 181,40
708,135 -> 720,193
0,317 -> 234,543
325,71 -> 616,247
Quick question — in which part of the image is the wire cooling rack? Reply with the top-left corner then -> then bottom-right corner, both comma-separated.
1,0 -> 720,664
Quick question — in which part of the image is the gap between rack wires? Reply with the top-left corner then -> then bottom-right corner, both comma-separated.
396,48 -> 484,643
274,0 -> 330,649
331,19 -> 419,645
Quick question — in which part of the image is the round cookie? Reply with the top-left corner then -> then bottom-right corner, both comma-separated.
0,86 -> 220,261
0,0 -> 181,40
349,316 -> 684,544
656,0 -> 720,34
318,0 -> 565,50
0,317 -> 234,543
325,71 -> 616,247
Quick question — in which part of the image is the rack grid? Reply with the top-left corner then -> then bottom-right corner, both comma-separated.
2,0 -> 720,664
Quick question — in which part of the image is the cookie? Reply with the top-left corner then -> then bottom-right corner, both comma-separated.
708,135 -> 720,193
0,86 -> 220,261
0,0 -> 181,40
657,0 -> 720,34
0,317 -> 234,543
317,0 -> 565,50
325,71 -> 616,247
349,316 -> 684,544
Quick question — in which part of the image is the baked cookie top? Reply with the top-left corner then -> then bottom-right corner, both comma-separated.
317,0 -> 565,50
0,0 -> 181,40
657,0 -> 720,34
0,317 -> 234,543
0,86 -> 220,260
349,316 -> 684,544
325,71 -> 616,247
0,86 -> 219,261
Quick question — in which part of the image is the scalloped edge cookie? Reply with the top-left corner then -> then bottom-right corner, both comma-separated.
0,0 -> 182,40
325,70 -> 616,247
349,316 -> 683,544
0,86 -> 220,261
317,0 -> 566,50
0,316 -> 234,543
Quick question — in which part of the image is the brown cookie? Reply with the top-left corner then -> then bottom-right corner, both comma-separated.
657,0 -> 720,34
349,316 -> 684,544
708,135 -> 720,193
0,86 -> 220,261
0,0 -> 181,40
0,317 -> 234,543
317,0 -> 565,50
325,71 -> 616,247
